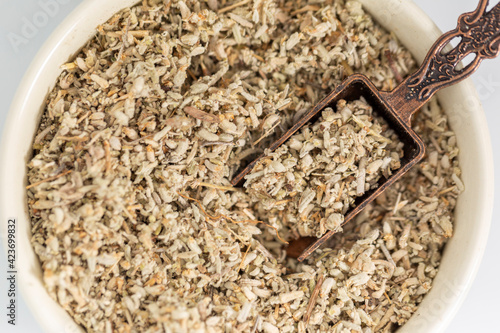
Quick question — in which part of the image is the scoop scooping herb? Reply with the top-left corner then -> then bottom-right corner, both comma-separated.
232,0 -> 500,261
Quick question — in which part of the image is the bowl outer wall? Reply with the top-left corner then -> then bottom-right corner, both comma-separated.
0,0 -> 493,332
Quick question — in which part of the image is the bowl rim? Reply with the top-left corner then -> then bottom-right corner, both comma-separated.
358,0 -> 494,331
0,0 -> 494,332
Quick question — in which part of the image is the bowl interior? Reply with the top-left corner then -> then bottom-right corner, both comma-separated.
0,0 -> 493,332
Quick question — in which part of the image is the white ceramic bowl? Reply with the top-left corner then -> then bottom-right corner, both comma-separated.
0,0 -> 494,332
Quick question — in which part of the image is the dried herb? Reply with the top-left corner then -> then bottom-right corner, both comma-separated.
26,0 -> 462,332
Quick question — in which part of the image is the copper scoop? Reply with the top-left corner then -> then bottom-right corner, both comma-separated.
231,0 -> 500,261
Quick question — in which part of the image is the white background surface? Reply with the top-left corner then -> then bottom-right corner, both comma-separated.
0,0 -> 498,332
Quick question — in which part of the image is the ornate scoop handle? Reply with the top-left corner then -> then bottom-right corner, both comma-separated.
386,0 -> 500,124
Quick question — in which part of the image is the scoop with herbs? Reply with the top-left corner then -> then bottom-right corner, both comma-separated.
245,98 -> 403,240
232,0 -> 500,261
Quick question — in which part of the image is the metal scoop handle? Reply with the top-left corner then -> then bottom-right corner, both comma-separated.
384,0 -> 500,126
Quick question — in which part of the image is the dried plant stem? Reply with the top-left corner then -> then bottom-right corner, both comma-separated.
251,53 -> 265,62
438,186 -> 456,195
218,0 -> 251,14
197,182 -> 237,191
392,192 -> 402,214
26,170 -> 72,189
375,305 -> 395,331
273,199 -> 292,206
385,291 -> 393,304
253,121 -> 280,146
102,254 -> 124,277
57,135 -> 89,142
238,245 -> 252,271
304,275 -> 324,324
104,140 -> 111,175
291,5 -> 321,15
177,191 -> 288,244
184,106 -> 220,124
335,182 -> 345,202
77,112 -> 90,124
